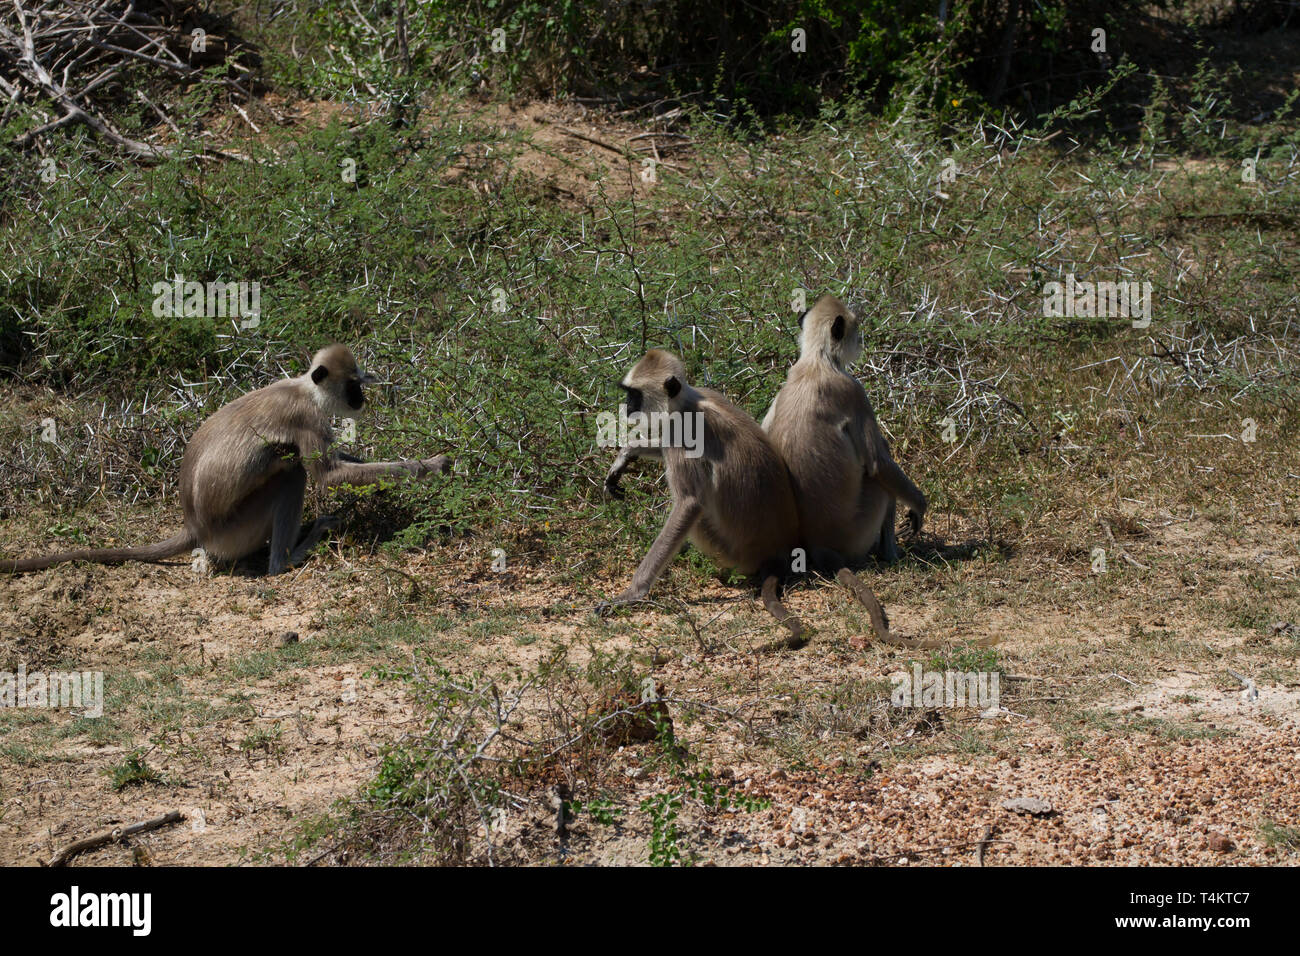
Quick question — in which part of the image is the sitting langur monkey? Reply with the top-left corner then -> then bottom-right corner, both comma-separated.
1,345 -> 451,576
597,349 -> 807,644
762,294 -> 929,644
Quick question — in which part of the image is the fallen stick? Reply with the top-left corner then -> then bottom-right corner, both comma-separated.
1104,523 -> 1149,571
46,810 -> 185,867
557,126 -> 631,157
556,126 -> 687,170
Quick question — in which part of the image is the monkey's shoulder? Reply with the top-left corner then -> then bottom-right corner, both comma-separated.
775,375 -> 868,429
694,387 -> 765,431
783,359 -> 866,398
196,380 -> 328,458
822,367 -> 871,408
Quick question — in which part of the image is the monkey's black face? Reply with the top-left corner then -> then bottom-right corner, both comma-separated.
621,384 -> 643,414
346,378 -> 365,410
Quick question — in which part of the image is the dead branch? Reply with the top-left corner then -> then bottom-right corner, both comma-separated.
46,810 -> 185,866
2,0 -> 256,160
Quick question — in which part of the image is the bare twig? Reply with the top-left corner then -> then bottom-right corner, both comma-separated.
46,810 -> 185,866
3,0 -> 252,160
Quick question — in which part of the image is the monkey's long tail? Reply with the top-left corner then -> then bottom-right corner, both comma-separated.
760,574 -> 808,651
835,568 -> 945,650
0,532 -> 196,574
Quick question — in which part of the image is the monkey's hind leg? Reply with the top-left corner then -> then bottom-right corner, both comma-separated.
266,468 -> 310,575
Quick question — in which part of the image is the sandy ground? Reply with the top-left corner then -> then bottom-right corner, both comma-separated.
2,504 -> 1297,866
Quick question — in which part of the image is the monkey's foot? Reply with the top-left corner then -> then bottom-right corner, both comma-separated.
594,599 -> 624,618
280,514 -> 342,571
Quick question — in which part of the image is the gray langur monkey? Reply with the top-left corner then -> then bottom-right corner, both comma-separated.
757,294 -> 929,645
762,294 -> 927,565
1,344 -> 451,576
596,349 -> 806,644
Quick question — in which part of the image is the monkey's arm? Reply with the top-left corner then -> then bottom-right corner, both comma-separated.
846,417 -> 880,476
852,389 -> 884,477
603,444 -> 663,497
318,454 -> 452,488
872,457 -> 927,534
599,497 -> 701,610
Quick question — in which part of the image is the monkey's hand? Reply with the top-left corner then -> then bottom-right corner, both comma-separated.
910,488 -> 928,533
595,590 -> 642,617
604,444 -> 652,498
603,466 -> 626,499
416,455 -> 452,478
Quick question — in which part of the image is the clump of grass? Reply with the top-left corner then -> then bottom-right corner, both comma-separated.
633,719 -> 770,867
107,750 -> 164,791
928,642 -> 1002,675
1258,819 -> 1300,855
284,644 -> 768,865
239,723 -> 286,758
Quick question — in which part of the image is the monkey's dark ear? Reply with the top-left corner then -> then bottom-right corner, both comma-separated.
832,315 -> 846,340
311,365 -> 329,385
664,376 -> 681,399
797,309 -> 808,328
